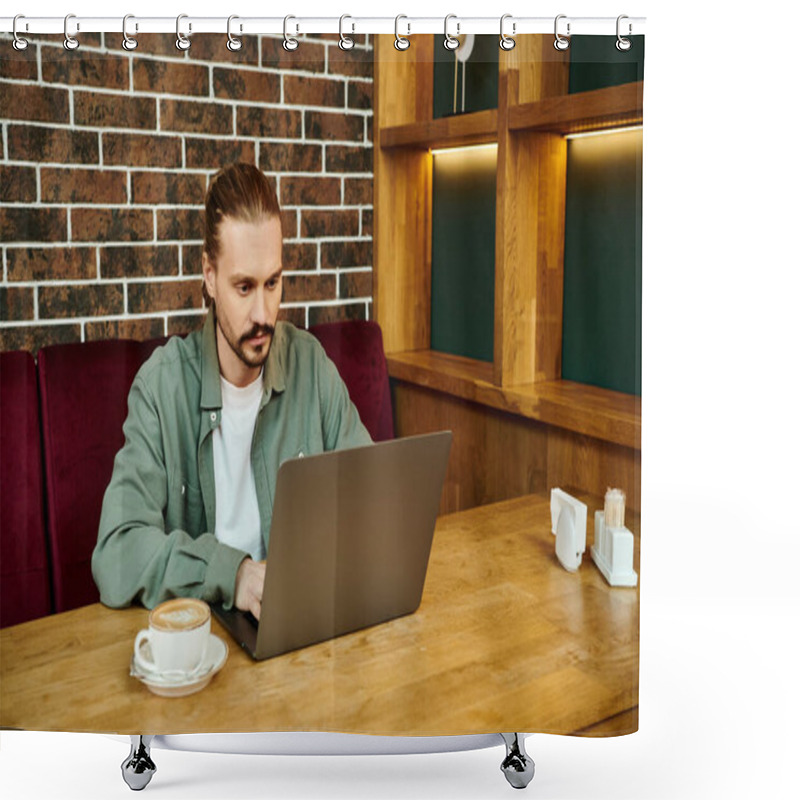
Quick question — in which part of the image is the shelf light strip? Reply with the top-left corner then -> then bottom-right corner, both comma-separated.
430,143 -> 498,156
565,124 -> 643,140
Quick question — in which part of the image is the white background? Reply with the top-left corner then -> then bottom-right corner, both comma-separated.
2,1 -> 799,798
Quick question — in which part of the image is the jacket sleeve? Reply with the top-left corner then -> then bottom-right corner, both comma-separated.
91,375 -> 248,610
317,350 -> 374,452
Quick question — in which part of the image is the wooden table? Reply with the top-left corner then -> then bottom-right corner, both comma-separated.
0,493 -> 639,736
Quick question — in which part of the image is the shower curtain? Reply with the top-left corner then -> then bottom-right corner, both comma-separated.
0,18 -> 644,792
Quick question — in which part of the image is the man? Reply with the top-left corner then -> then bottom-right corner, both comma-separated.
92,163 -> 371,620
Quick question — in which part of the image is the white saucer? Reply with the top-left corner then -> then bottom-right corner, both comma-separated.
130,634 -> 228,698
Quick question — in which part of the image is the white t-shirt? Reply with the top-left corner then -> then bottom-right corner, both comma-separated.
212,370 -> 266,561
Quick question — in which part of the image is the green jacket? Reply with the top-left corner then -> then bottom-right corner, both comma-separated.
92,310 -> 372,610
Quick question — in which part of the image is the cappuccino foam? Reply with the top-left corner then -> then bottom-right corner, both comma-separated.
150,598 -> 209,632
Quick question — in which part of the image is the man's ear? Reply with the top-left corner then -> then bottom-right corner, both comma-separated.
201,251 -> 215,300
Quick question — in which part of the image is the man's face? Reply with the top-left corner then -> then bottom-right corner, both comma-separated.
202,215 -> 283,387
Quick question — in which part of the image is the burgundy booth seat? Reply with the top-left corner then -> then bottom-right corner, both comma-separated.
309,320 -> 395,442
37,338 -> 166,613
0,350 -> 51,628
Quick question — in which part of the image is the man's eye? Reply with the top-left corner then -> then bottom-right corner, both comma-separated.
237,284 -> 250,294
267,277 -> 280,290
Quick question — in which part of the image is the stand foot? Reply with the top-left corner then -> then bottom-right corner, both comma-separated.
500,733 -> 535,789
122,735 -> 156,791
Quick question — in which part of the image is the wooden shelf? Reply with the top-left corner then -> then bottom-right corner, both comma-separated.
379,109 -> 498,150
508,81 -> 643,135
386,349 -> 641,451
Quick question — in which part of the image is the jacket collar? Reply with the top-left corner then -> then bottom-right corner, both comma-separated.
200,308 -> 286,410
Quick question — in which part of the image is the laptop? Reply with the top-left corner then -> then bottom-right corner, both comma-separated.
212,430 -> 452,660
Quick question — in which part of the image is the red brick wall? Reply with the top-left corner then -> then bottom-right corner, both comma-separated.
0,32 -> 374,352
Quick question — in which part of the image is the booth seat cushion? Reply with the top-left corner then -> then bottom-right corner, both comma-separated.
0,350 -> 51,628
38,338 -> 166,612
309,320 -> 394,442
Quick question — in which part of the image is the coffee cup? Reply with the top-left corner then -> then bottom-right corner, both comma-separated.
134,598 -> 211,678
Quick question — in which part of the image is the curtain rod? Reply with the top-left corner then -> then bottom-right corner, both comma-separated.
1,16 -> 646,37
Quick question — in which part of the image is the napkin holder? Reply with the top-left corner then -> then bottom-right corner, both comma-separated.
550,488 -> 587,572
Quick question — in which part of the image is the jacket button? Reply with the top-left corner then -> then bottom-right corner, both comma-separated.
210,412 -> 217,422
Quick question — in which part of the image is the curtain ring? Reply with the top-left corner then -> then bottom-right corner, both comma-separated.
12,15 -> 29,51
64,13 -> 79,51
283,15 -> 299,51
443,14 -> 459,52
394,15 -> 410,51
616,15 -> 632,51
227,15 -> 242,51
339,14 -> 355,51
499,14 -> 515,51
554,14 -> 570,51
176,13 -> 191,51
122,14 -> 138,51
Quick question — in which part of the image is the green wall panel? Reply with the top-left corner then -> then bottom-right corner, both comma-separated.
561,130 -> 642,395
430,147 -> 497,363
568,35 -> 645,93
433,35 -> 499,119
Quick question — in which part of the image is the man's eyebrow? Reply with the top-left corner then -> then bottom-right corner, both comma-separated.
229,267 -> 283,283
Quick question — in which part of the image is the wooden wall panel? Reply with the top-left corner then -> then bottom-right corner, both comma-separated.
392,381 -> 640,515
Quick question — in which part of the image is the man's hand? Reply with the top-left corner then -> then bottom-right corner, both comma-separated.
234,558 -> 266,621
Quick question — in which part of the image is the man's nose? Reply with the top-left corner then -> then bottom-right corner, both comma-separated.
250,289 -> 269,324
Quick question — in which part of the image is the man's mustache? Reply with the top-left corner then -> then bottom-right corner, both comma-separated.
239,324 -> 275,345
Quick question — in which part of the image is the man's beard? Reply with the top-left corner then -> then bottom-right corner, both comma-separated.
219,317 -> 275,370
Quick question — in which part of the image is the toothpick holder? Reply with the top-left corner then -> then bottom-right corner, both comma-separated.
591,511 -> 638,587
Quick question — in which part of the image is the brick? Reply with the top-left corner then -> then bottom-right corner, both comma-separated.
186,34 -> 260,66
74,91 -> 157,130
283,75 -> 344,108
366,116 -> 373,143
280,176 -> 340,207
301,210 -> 359,238
348,81 -> 373,111
261,36 -> 326,72
0,287 -> 34,321
71,208 -> 152,243
40,168 -> 127,204
278,306 -> 306,328
41,51 -> 129,90
131,173 -> 206,206
213,68 -> 280,103
0,165 -> 37,203
181,245 -> 204,275
236,106 -> 301,139
326,145 -> 373,173
160,99 -> 232,135
0,39 -> 38,80
85,317 -> 166,342
0,323 -> 81,353
280,210 -> 298,239
0,208 -> 67,243
184,138 -> 256,170
103,133 -> 182,168
128,279 -> 203,314
339,270 -> 373,299
100,245 -> 179,279
7,247 -> 97,282
105,33 -> 176,57
361,209 -> 373,237
39,284 -> 124,319
308,302 -> 366,326
167,313 -> 207,336
0,82 -> 69,124
282,273 -> 337,303
283,243 -> 317,271
305,111 -> 364,142
344,178 -> 373,206
259,142 -> 322,173
327,45 -> 373,79
8,125 -> 99,164
157,209 -> 204,241
321,240 -> 373,269
134,59 -> 209,97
